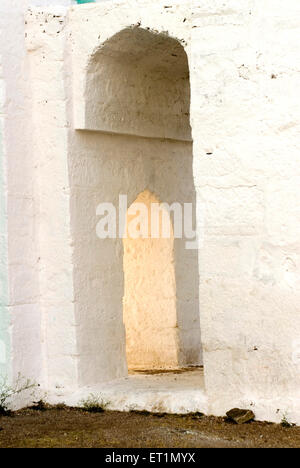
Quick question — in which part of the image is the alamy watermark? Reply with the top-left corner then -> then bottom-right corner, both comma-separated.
96,195 -> 204,250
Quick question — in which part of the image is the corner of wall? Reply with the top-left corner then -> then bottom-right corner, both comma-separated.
0,54 -> 11,384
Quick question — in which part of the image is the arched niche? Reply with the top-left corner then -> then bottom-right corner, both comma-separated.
84,27 -> 192,141
70,27 -> 201,386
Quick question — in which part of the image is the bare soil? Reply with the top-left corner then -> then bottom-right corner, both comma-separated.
0,407 -> 299,448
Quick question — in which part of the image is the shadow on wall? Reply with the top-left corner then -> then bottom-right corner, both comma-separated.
70,27 -> 202,386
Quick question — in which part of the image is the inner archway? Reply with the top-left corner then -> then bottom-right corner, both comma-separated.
123,190 -> 178,370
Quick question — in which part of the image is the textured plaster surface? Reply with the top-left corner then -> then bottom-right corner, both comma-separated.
0,0 -> 77,392
48,368 -> 207,415
29,0 -> 300,424
24,4 -> 200,389
83,27 -> 191,140
0,54 -> 10,381
0,0 -> 299,425
189,0 -> 300,425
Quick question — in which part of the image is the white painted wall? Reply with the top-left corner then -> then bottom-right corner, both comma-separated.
0,49 -> 10,382
0,0 -> 75,391
190,0 -> 300,424
25,4 -> 201,389
0,0 -> 299,425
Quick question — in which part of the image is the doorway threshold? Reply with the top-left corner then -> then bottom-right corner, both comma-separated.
50,367 -> 207,415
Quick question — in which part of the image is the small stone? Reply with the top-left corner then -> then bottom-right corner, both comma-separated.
226,408 -> 255,425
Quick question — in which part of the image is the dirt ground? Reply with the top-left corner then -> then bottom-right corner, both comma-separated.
0,407 -> 299,448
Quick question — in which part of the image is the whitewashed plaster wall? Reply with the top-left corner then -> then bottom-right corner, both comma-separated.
25,3 -> 202,389
0,0 -> 146,393
0,0 -> 299,425
189,0 -> 300,424
26,0 -> 300,424
0,51 -> 10,381
0,0 -> 80,394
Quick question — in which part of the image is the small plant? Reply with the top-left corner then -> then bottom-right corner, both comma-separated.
29,400 -> 48,411
79,393 -> 110,413
281,414 -> 294,428
0,374 -> 37,415
53,403 -> 67,411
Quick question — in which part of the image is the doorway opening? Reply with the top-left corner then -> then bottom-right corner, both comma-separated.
123,190 -> 178,370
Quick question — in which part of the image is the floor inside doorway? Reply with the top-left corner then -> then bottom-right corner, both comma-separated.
51,367 -> 207,414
